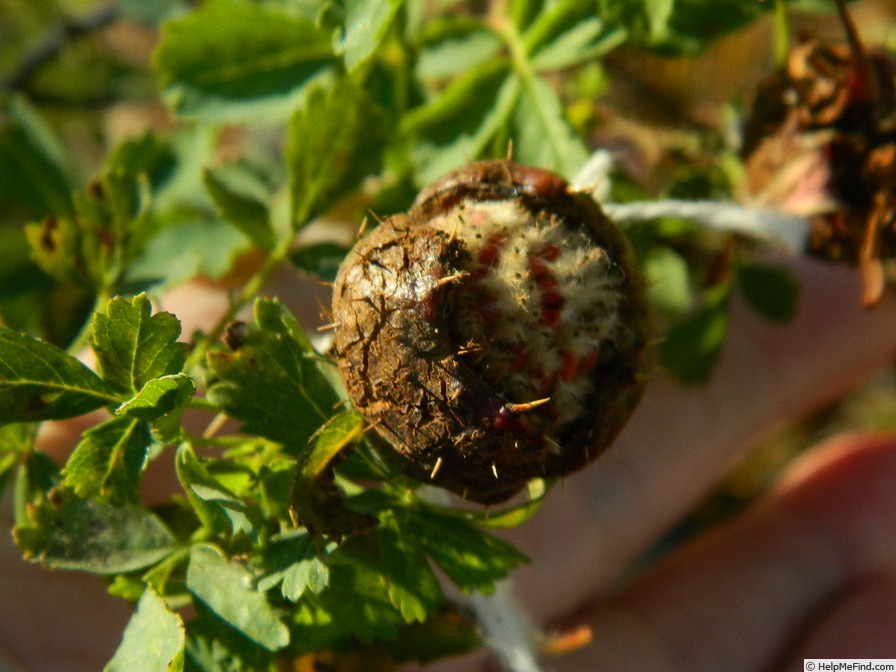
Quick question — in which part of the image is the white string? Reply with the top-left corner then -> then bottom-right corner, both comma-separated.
572,149 -> 812,253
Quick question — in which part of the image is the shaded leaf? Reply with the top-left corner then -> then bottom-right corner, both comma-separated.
154,0 -> 335,122
289,410 -> 373,543
288,241 -> 349,284
63,416 -> 154,506
90,293 -> 187,397
659,283 -> 732,385
0,96 -> 73,218
14,490 -> 176,573
737,263 -> 799,325
105,588 -> 185,672
186,544 -> 290,652
203,168 -> 276,251
0,326 -> 116,425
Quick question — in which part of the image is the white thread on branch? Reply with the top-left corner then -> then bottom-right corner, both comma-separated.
468,580 -> 543,672
572,148 -> 812,252
602,200 -> 811,252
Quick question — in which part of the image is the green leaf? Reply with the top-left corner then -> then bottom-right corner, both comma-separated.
125,218 -> 250,288
202,168 -> 276,251
336,0 -> 404,72
737,263 -> 799,325
176,444 -> 250,537
404,63 -> 519,185
186,544 -> 290,652
408,508 -> 529,593
288,241 -> 349,284
378,512 -> 443,623
529,19 -> 625,71
659,283 -> 732,385
416,25 -> 503,80
287,79 -> 389,228
153,0 -> 335,122
643,246 -> 693,317
0,96 -> 73,218
0,424 -> 31,501
256,530 -> 331,601
105,588 -> 185,672
63,416 -> 154,506
90,293 -> 188,397
206,299 -> 340,448
289,410 -> 373,543
511,76 -> 589,179
117,373 -> 196,422
14,490 -> 176,573
305,543 -> 407,643
0,327 -> 116,425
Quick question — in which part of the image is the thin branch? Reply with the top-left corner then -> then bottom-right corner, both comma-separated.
3,4 -> 120,93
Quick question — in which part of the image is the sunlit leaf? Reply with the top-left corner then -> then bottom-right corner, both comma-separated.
154,0 -> 335,122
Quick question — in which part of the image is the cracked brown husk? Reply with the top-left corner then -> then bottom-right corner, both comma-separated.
332,160 -> 649,504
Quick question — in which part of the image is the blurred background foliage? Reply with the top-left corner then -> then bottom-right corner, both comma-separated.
1,0 -> 895,557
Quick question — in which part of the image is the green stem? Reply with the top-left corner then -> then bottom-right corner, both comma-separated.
66,284 -> 113,356
773,0 -> 790,69
184,233 -> 295,371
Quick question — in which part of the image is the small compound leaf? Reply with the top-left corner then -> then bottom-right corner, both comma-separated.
105,588 -> 185,672
202,168 -> 276,251
659,283 -> 732,385
737,263 -> 799,325
153,0 -> 335,123
336,0 -> 404,72
206,300 -> 340,448
13,490 -> 176,573
63,416 -> 154,506
0,327 -> 116,425
378,512 -> 443,623
90,294 -> 188,397
186,544 -> 290,652
256,530 -> 331,601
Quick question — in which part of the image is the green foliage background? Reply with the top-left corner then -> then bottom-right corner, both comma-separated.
0,0 -> 894,670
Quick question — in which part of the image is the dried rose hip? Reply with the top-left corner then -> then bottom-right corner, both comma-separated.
741,0 -> 896,305
332,160 -> 649,503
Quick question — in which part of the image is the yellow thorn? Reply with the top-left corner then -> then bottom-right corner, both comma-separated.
505,397 -> 551,414
430,456 -> 443,479
491,463 -> 499,479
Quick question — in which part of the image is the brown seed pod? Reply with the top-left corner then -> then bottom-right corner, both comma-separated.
741,0 -> 896,305
332,160 -> 649,503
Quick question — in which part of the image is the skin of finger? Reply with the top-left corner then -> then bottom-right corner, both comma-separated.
780,571 -> 896,668
545,433 -> 896,672
502,258 -> 896,621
